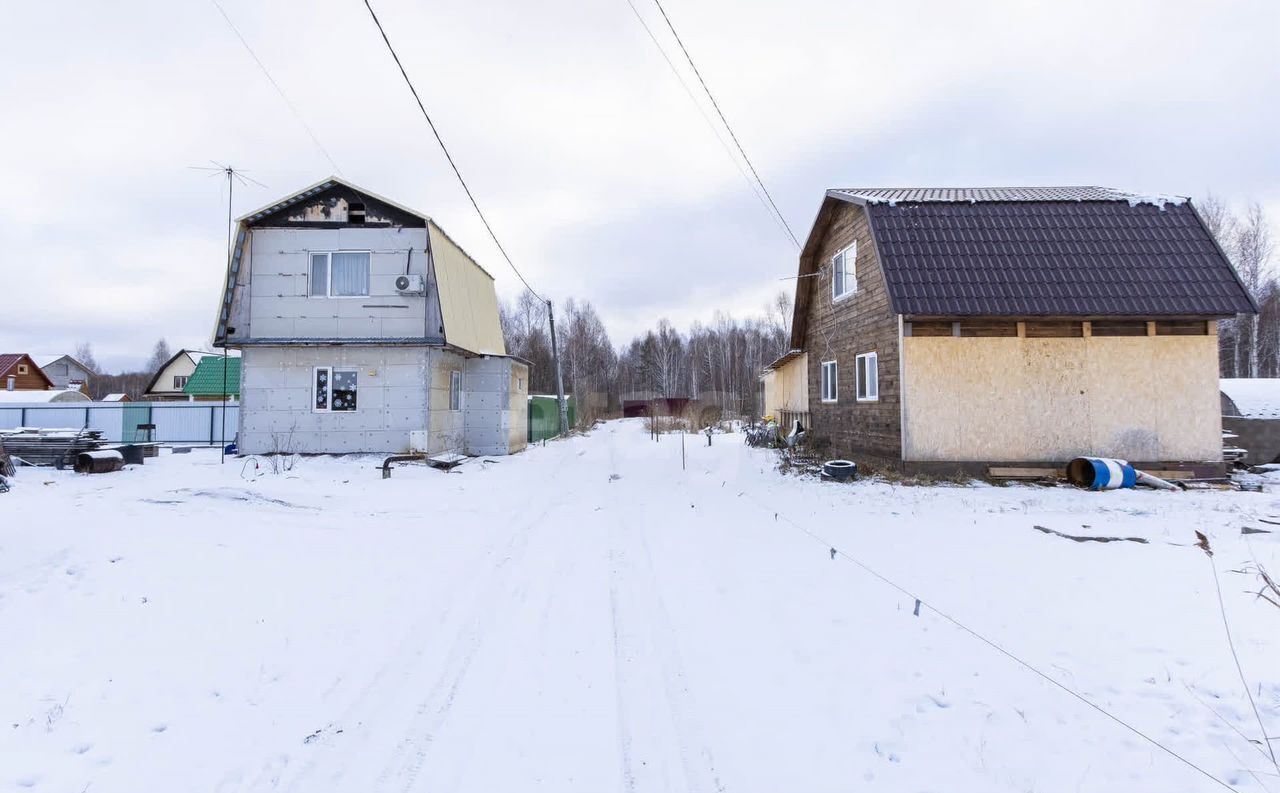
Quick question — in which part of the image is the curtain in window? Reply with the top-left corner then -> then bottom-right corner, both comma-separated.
832,252 -> 845,297
330,252 -> 370,296
310,254 -> 328,297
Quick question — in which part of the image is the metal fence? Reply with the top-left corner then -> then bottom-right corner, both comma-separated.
0,402 -> 239,445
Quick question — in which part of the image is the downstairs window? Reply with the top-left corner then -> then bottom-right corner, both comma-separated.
820,360 -> 838,403
855,352 -> 878,402
314,367 -> 358,412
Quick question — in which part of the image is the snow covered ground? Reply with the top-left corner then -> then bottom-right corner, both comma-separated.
2,419 -> 1278,792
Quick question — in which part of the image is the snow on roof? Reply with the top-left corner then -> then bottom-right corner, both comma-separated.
828,186 -> 1189,208
0,389 -> 91,403
1220,378 -> 1280,418
101,393 -> 128,402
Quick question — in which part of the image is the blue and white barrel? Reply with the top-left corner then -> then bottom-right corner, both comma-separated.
1066,457 -> 1138,490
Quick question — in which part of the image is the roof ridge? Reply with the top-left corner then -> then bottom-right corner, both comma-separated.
827,186 -> 1189,207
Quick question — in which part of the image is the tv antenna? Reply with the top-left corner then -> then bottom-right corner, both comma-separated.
189,162 -> 266,463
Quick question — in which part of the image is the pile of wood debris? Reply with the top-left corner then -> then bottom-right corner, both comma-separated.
0,427 -> 108,468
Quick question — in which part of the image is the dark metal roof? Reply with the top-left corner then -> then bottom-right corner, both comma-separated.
830,186 -> 1177,204
857,199 -> 1255,317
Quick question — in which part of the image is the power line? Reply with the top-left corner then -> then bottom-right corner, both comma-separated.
648,0 -> 801,248
744,493 -> 1240,792
209,0 -> 343,177
359,0 -> 543,302
621,0 -> 794,247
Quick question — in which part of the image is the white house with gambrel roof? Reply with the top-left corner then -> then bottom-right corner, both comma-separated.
212,177 -> 528,456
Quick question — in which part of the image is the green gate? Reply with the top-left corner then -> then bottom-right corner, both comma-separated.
121,404 -> 153,442
528,395 -> 575,442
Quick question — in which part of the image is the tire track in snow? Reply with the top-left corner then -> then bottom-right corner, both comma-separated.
369,490 -> 571,793
274,442 -> 581,793
608,545 -> 639,793
272,514 -> 535,793
604,427 -> 727,793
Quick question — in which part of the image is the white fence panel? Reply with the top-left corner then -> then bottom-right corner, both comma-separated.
20,407 -> 85,428
87,406 -> 123,442
0,402 -> 239,445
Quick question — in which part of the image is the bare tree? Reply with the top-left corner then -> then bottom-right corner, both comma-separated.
73,341 -> 99,374
146,338 -> 173,375
1236,203 -> 1276,377
1207,197 -> 1276,377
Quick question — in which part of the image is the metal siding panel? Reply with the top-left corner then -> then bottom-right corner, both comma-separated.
428,223 -> 507,355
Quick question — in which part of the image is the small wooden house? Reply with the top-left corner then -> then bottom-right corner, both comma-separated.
34,354 -> 94,392
780,187 -> 1256,476
0,354 -> 54,392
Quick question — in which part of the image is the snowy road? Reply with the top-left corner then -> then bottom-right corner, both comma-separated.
3,420 -> 1278,792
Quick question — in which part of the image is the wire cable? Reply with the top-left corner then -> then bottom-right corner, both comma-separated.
210,0 -> 343,177
621,0 -> 793,247
746,491 -> 1240,792
360,0 -> 543,301
648,0 -> 801,248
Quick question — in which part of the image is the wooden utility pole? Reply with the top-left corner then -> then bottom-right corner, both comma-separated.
547,299 -> 569,436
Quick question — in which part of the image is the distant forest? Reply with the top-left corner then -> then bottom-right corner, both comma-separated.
499,289 -> 792,424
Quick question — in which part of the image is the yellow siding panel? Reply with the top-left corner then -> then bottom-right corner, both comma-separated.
428,222 -> 507,356
762,353 -> 808,417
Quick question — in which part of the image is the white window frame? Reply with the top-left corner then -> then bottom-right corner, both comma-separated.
855,352 -> 879,402
308,250 -> 371,298
820,360 -> 838,403
450,370 -> 462,411
313,366 -> 359,412
831,241 -> 857,302
173,375 -> 188,390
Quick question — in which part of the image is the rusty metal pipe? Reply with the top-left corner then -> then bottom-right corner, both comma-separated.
381,453 -> 426,479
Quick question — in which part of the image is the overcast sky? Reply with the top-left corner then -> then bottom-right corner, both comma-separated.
2,0 -> 1277,371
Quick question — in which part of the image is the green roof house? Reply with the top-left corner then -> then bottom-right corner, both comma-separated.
183,356 -> 241,401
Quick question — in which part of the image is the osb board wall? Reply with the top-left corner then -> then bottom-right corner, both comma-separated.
901,336 -> 1222,462
762,353 -> 808,417
804,202 -> 902,461
428,350 -> 466,453
508,361 -> 529,453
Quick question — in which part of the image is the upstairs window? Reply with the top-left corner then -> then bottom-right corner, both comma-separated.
310,251 -> 370,297
820,360 -> 838,403
832,242 -> 857,301
173,375 -> 188,389
314,367 -> 358,412
855,352 -> 879,402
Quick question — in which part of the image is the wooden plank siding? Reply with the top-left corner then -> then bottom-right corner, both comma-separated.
802,201 -> 902,465
0,354 -> 54,390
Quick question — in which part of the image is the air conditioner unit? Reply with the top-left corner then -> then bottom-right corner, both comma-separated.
395,274 -> 426,295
